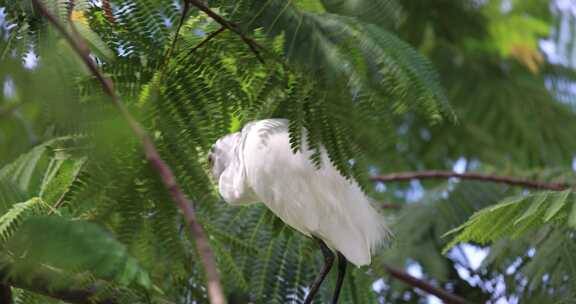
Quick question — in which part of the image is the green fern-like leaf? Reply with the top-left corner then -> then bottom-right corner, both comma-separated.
443,190 -> 575,253
320,0 -> 404,29
8,216 -> 153,290
0,198 -> 42,243
226,0 -> 453,122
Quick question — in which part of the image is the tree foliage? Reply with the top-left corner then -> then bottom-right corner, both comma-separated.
0,0 -> 575,303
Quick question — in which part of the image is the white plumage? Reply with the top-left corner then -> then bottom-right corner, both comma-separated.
209,119 -> 389,267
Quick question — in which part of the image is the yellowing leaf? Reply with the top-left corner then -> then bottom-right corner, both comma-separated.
510,44 -> 544,74
487,14 -> 549,73
70,8 -> 115,61
70,10 -> 88,26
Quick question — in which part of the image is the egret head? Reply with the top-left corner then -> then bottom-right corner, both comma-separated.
208,132 -> 241,181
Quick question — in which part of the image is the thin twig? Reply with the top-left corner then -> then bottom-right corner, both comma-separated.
31,2 -> 225,304
383,264 -> 468,304
187,26 -> 226,56
380,203 -> 404,210
102,0 -> 115,24
186,0 -> 265,63
51,191 -> 69,211
164,1 -> 190,67
371,171 -> 571,191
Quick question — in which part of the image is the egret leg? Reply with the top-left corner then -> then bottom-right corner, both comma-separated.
303,237 -> 335,304
332,252 -> 347,304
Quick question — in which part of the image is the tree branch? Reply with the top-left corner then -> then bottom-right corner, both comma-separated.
380,203 -> 404,210
31,2 -> 224,304
384,264 -> 468,304
102,0 -> 115,24
371,171 -> 571,191
187,26 -> 226,56
164,1 -> 190,67
186,0 -> 265,63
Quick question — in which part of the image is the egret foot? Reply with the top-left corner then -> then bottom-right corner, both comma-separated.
332,252 -> 347,304
303,237 -> 335,304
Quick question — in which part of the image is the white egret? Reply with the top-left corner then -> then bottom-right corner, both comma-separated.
208,119 -> 389,303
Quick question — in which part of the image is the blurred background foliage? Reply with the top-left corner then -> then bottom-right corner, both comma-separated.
0,0 -> 575,303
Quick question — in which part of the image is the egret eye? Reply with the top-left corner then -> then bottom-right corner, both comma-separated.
208,154 -> 214,167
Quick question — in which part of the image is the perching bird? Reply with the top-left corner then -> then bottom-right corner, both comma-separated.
208,119 -> 389,303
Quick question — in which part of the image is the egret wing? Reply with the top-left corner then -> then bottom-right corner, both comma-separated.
241,119 -> 389,266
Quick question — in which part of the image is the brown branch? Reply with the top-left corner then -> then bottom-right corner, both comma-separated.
50,190 -> 68,212
187,26 -> 226,56
32,1 -> 112,96
380,203 -> 404,210
371,171 -> 571,191
186,0 -> 265,63
164,1 -> 190,67
384,264 -> 469,304
31,2 -> 225,304
102,0 -> 115,24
